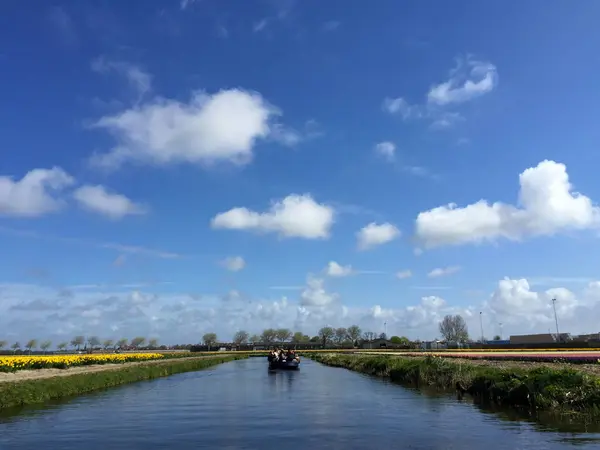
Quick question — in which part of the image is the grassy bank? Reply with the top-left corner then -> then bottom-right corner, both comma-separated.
0,355 -> 245,410
309,353 -> 600,415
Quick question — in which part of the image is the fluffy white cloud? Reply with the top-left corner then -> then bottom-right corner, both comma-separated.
211,194 -> 335,239
300,276 -> 339,307
0,167 -> 75,217
382,56 -> 496,129
73,185 -> 147,219
220,256 -> 246,272
3,275 -> 600,344
90,88 -> 277,170
325,261 -> 353,277
428,266 -> 461,278
356,222 -> 400,250
486,278 -> 583,327
427,58 -> 497,105
396,270 -> 413,279
374,141 -> 396,161
415,160 -> 600,249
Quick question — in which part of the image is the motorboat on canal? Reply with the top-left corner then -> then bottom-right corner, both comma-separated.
267,349 -> 300,371
268,358 -> 300,371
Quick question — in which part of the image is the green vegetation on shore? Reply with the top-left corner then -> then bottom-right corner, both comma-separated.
309,353 -> 600,415
0,355 -> 245,410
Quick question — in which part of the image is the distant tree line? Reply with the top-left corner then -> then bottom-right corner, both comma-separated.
1,314 -> 473,354
0,336 -> 161,354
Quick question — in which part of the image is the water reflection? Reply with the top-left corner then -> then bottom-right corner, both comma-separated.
0,358 -> 599,450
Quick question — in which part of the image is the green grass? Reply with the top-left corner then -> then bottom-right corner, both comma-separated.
309,353 -> 600,415
0,355 -> 245,409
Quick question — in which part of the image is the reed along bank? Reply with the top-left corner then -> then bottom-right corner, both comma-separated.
0,355 -> 246,409
308,353 -> 600,415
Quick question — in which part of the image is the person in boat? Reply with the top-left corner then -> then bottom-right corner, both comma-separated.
285,348 -> 299,363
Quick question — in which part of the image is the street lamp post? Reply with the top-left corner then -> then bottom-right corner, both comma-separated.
552,298 -> 560,342
479,312 -> 484,345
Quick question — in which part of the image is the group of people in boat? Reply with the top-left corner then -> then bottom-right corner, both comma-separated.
267,347 -> 300,364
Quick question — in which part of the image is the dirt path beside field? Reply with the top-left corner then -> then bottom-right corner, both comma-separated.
0,356 -> 225,384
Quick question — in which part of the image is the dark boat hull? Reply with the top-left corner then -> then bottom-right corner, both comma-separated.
268,359 -> 300,371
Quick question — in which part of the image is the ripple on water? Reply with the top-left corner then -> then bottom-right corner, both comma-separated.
1,358 -> 599,450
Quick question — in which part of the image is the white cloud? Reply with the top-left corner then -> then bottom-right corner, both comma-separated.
221,256 -> 246,272
91,57 -> 152,98
374,141 -> 396,161
325,261 -> 353,277
382,56 -> 496,129
3,275 -> 600,344
73,185 -> 147,220
89,89 -> 277,170
300,276 -> 338,307
486,278 -> 582,327
0,167 -> 75,217
428,266 -> 461,278
211,194 -> 335,240
415,160 -> 600,249
427,58 -> 498,106
396,270 -> 412,279
356,222 -> 400,250
382,97 -> 423,119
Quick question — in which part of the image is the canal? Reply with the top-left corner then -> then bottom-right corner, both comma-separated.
1,357 -> 599,449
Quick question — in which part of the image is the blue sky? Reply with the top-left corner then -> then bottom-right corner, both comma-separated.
1,0 -> 600,345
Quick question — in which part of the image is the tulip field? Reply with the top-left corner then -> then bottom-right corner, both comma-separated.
0,353 -> 166,372
367,350 -> 600,364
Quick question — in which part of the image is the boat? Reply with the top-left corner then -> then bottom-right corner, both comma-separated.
268,358 -> 300,371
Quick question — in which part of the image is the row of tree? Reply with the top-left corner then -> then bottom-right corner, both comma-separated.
0,336 -> 159,354
202,326 -> 411,348
1,314 -> 479,354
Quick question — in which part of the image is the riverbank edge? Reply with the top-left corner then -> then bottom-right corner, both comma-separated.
0,355 -> 246,410
307,353 -> 600,416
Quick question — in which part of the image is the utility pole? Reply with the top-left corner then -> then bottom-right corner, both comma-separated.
552,298 -> 560,342
479,312 -> 484,345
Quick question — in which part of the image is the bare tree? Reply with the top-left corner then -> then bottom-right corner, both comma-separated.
57,342 -> 68,352
0,340 -> 6,351
88,336 -> 101,350
438,314 -> 469,343
233,330 -> 249,345
379,332 -> 387,340
347,325 -> 362,344
71,336 -> 85,351
362,331 -> 376,341
334,327 -> 348,344
130,337 -> 146,348
25,339 -> 38,354
202,333 -> 218,350
103,339 -> 114,350
148,338 -> 159,349
40,340 -> 52,354
318,327 -> 335,347
11,342 -> 20,353
249,334 -> 260,345
275,328 -> 292,344
117,338 -> 128,349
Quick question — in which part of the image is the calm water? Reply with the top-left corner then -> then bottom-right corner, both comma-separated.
1,357 -> 599,449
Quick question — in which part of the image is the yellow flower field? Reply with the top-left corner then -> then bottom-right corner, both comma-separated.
0,353 -> 164,372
